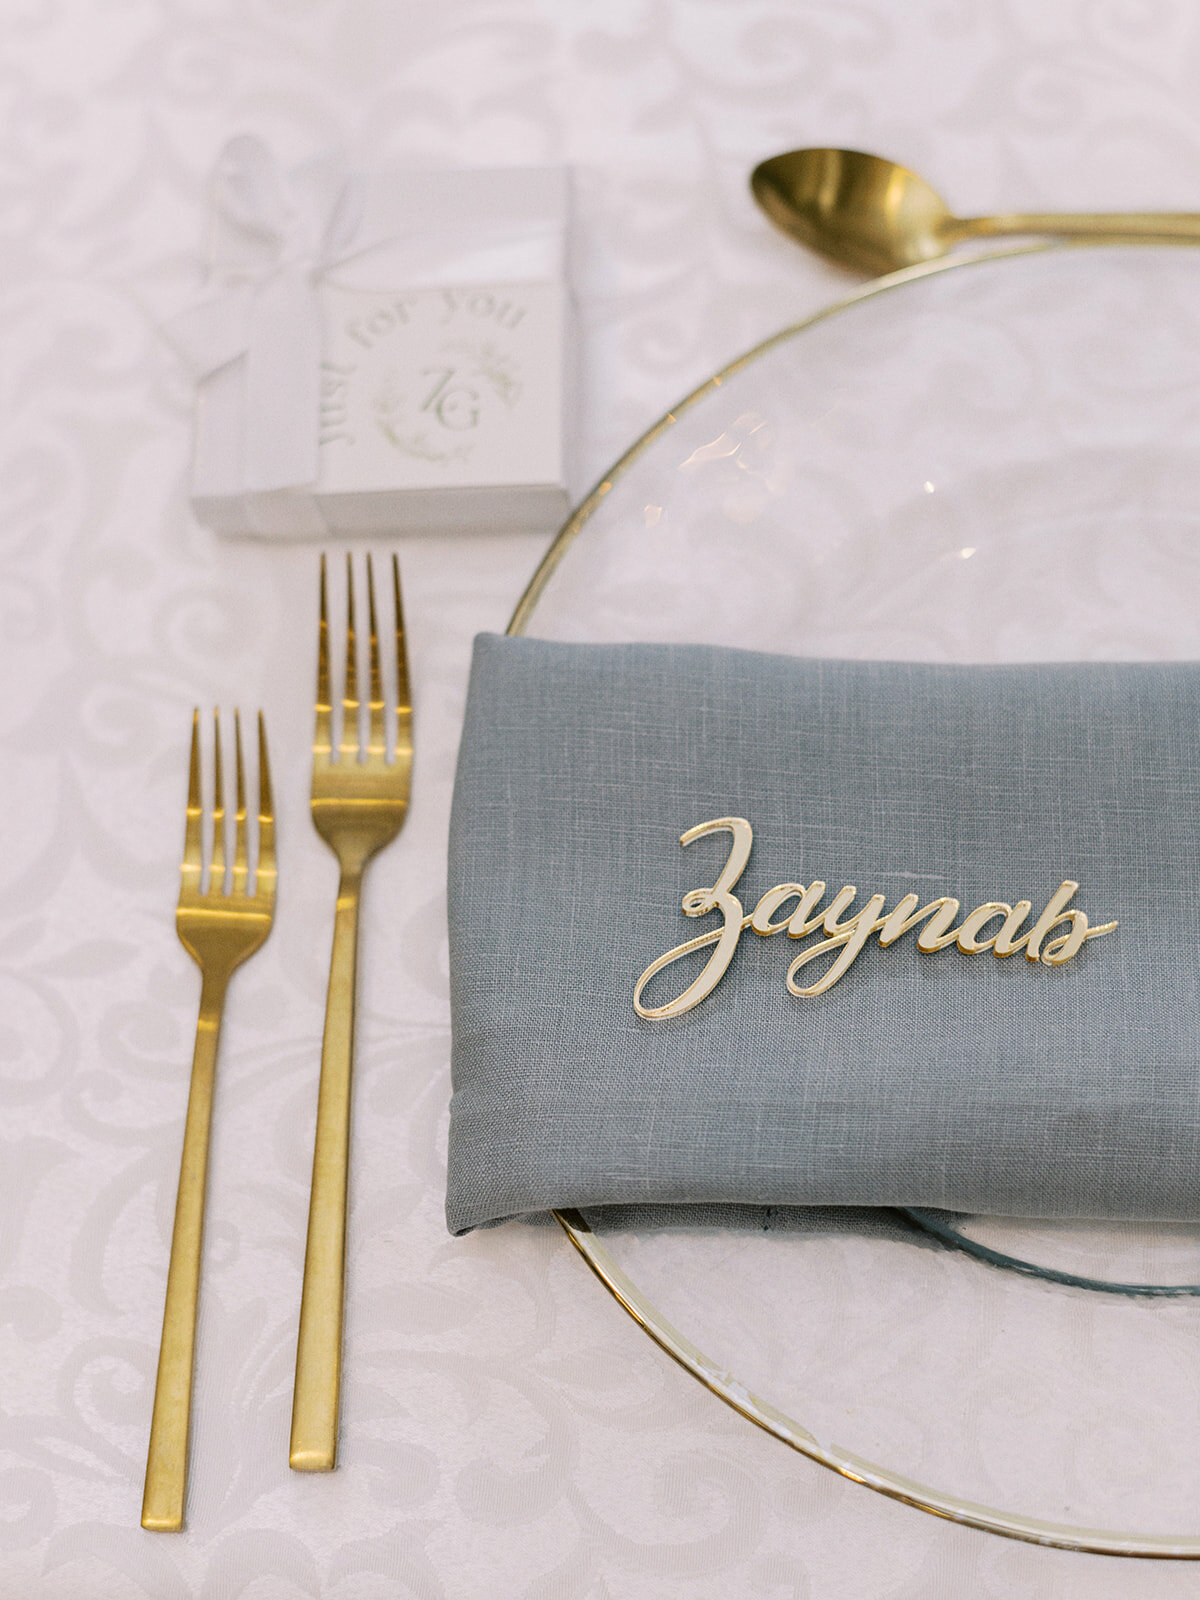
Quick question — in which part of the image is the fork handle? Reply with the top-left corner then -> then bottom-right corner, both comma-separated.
142,972 -> 227,1531
291,866 -> 362,1471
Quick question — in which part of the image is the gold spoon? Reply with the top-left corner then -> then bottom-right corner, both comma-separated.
751,147 -> 1200,277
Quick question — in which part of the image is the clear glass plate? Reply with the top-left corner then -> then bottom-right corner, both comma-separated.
510,244 -> 1200,1556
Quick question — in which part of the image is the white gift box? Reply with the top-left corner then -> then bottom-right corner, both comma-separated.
171,141 -> 574,538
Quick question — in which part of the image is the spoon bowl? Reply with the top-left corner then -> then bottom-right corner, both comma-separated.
751,147 -> 1200,276
751,149 -> 953,276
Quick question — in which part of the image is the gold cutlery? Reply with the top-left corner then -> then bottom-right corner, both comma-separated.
290,553 -> 412,1472
142,710 -> 276,1532
750,147 -> 1200,277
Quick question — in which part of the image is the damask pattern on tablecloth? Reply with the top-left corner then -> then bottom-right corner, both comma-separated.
7,2 -> 1200,1595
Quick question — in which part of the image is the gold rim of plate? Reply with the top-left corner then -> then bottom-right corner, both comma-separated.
507,238 -> 1200,1559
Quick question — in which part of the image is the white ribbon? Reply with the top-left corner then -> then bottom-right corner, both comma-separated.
165,135 -> 377,494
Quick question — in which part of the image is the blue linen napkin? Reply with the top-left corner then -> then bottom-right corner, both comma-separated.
445,633 -> 1200,1234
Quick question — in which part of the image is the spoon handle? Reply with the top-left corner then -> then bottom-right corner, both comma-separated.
957,211 -> 1200,244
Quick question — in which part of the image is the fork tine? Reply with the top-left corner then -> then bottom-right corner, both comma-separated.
366,553 -> 385,758
341,554 -> 358,760
182,709 -> 203,896
211,711 -> 225,892
315,555 -> 332,763
393,555 -> 411,730
233,710 -> 248,896
257,711 -> 276,900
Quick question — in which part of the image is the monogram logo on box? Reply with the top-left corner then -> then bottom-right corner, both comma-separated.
316,280 -> 562,495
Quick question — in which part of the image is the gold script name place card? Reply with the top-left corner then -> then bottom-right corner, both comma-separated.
633,817 -> 1118,1021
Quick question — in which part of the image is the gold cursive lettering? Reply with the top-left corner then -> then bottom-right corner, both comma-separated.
750,883 -> 807,934
992,900 -> 1035,956
633,818 -> 1118,1020
787,892 -> 888,996
632,817 -> 752,1020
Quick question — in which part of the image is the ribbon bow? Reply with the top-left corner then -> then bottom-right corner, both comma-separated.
165,135 -> 374,494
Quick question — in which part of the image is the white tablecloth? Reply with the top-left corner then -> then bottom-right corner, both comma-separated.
8,3 -> 1200,1595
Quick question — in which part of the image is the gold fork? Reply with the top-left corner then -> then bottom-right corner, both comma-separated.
142,710 -> 276,1532
290,553 -> 412,1472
